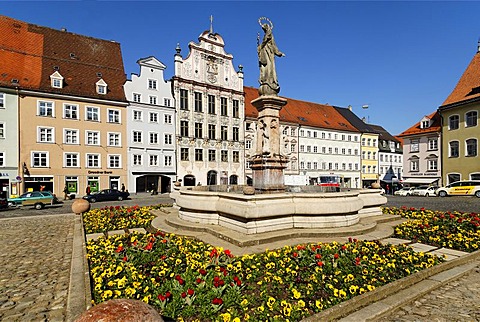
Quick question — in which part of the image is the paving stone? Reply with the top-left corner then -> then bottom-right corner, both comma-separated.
408,242 -> 438,253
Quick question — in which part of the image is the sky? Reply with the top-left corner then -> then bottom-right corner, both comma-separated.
3,1 -> 480,135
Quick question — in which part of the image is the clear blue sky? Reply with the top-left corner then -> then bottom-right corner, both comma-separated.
4,1 -> 480,135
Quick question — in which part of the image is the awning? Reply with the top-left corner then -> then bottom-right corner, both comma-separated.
402,178 -> 439,184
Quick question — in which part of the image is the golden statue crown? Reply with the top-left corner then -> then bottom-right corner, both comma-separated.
258,17 -> 273,30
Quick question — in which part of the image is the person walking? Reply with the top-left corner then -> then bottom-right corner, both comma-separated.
121,183 -> 125,192
86,185 -> 91,195
63,184 -> 69,200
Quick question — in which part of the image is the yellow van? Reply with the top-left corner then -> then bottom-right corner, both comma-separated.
436,181 -> 480,198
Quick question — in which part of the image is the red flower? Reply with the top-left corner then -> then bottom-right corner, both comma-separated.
196,278 -> 203,284
212,297 -> 223,305
144,242 -> 153,251
181,292 -> 187,298
224,249 -> 232,257
334,253 -> 339,259
122,256 -> 127,261
187,288 -> 194,296
292,252 -> 298,258
158,294 -> 166,301
115,245 -> 124,253
199,269 -> 207,276
315,254 -> 322,259
317,261 -> 323,267
165,291 -> 171,298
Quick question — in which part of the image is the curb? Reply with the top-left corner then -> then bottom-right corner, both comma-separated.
66,214 -> 91,321
301,249 -> 480,321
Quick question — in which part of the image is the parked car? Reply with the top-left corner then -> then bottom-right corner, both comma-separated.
8,191 -> 59,209
412,185 -> 438,197
82,189 -> 130,203
436,181 -> 480,198
394,187 -> 415,196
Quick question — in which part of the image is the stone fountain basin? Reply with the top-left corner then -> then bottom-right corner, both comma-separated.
173,186 -> 386,235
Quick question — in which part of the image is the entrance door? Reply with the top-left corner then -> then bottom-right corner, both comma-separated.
183,175 -> 196,186
207,170 -> 217,185
110,176 -> 120,190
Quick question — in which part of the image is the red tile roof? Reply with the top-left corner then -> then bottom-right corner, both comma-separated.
441,52 -> 480,108
397,111 -> 441,137
244,86 -> 359,132
0,15 -> 127,102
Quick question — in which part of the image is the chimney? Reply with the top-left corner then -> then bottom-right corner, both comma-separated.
348,105 -> 352,111
477,38 -> 480,53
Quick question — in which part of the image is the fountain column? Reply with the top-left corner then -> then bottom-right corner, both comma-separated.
251,96 -> 288,192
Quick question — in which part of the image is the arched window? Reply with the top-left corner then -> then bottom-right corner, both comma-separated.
207,170 -> 217,185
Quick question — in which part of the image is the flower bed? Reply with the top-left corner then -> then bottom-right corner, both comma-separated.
383,207 -> 480,252
83,205 -> 167,234
86,231 -> 444,321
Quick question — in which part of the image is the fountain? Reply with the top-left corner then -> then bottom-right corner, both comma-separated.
168,18 -> 386,240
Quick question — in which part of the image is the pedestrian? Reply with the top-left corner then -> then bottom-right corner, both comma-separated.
121,183 -> 125,192
386,184 -> 390,195
63,184 -> 69,200
86,185 -> 91,195
40,185 -> 45,191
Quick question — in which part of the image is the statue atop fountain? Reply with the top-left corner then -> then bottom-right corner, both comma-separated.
251,17 -> 288,193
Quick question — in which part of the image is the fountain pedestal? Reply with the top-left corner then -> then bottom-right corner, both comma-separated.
251,95 -> 288,193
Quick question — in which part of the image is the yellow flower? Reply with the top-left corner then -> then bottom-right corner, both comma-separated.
267,297 -> 276,310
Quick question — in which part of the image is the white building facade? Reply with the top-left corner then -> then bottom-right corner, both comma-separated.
172,30 -> 245,186
124,57 -> 176,193
297,127 -> 361,188
0,89 -> 19,198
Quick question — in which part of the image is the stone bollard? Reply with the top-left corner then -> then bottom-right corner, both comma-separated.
72,198 -> 90,215
243,186 -> 255,195
74,299 -> 164,322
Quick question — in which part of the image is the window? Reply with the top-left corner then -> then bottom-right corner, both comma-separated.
149,96 -> 157,105
108,133 -> 120,146
300,130 -> 305,137
328,147 -> 332,154
466,139 -> 477,157
38,127 -> 54,143
64,104 -> 78,119
108,109 -> 120,123
133,110 -> 142,121
50,72 -> 63,88
314,146 -> 318,153
220,97 -> 228,116
291,144 -> 296,152
148,79 -> 157,90
428,138 -> 438,150
447,173 -> 461,184
133,154 -> 142,166
307,162 -> 311,169
410,139 -> 419,152
208,95 -> 216,114
164,134 -> 173,145
232,99 -> 239,118
149,112 -> 158,123
306,146 -> 311,153
86,131 -> 100,145
164,155 -> 172,167
208,149 -> 216,162
133,93 -> 141,102
195,148 -> 203,161
132,131 -> 142,143
221,150 -> 228,162
0,122 -> 4,139
361,138 -> 366,146
221,126 -> 228,140
300,145 -> 305,153
334,147 -> 338,154
195,123 -> 203,138
164,114 -> 172,124
108,155 -> 121,168
164,98 -> 171,107
86,106 -> 99,121
149,132 -> 159,144
32,152 -> 48,167
232,127 -> 239,141
428,159 -> 438,171
181,148 -> 189,161
208,124 -> 216,140
86,154 -> 100,168
0,93 -> 4,108
64,129 -> 79,144
449,115 -> 459,130
449,141 -> 459,158
177,121 -> 188,138
233,151 -> 240,163
0,152 -> 5,166
246,140 -> 252,149
410,159 -> 419,172
291,128 -> 296,136
194,92 -> 203,112
64,153 -> 79,167
180,89 -> 188,110
149,155 -> 158,166
96,79 -> 107,95
466,111 -> 478,127
421,120 -> 430,129
38,101 -> 54,117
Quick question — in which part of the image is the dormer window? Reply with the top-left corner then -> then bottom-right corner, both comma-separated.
420,117 -> 431,129
50,71 -> 64,89
96,79 -> 107,95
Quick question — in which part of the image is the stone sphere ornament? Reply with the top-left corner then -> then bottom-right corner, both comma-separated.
71,198 -> 90,215
74,299 -> 164,322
